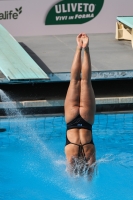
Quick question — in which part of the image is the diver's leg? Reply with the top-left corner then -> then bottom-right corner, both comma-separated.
80,34 -> 95,124
79,34 -> 96,166
64,34 -> 83,123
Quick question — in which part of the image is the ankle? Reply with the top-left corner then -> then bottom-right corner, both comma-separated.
77,46 -> 82,51
83,46 -> 89,52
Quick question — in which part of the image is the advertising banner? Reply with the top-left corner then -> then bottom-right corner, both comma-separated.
0,0 -> 133,36
45,0 -> 104,25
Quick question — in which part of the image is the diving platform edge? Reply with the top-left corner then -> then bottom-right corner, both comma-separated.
0,25 -> 49,81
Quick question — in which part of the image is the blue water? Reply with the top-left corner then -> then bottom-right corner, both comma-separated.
0,113 -> 133,200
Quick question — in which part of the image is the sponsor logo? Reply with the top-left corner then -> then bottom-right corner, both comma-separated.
45,0 -> 104,25
0,7 -> 22,20
77,124 -> 82,127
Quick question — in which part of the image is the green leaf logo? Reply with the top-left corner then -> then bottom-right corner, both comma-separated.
45,0 -> 104,25
19,7 -> 22,14
15,7 -> 22,14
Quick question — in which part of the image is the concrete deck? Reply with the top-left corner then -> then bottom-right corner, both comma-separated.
0,33 -> 133,83
0,33 -> 133,114
1,96 -> 133,108
16,33 -> 133,72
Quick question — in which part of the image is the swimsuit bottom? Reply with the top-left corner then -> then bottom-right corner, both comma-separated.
66,114 -> 92,131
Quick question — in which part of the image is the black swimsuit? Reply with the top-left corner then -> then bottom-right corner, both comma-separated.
66,114 -> 94,159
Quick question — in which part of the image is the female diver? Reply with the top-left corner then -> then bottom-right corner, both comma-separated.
64,33 -> 96,174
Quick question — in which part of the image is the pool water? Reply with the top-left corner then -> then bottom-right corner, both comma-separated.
0,113 -> 133,200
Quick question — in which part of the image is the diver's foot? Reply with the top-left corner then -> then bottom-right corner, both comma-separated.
76,33 -> 83,50
82,33 -> 89,49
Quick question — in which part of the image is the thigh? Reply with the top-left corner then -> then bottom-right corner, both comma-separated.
80,80 -> 95,124
64,80 -> 80,123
